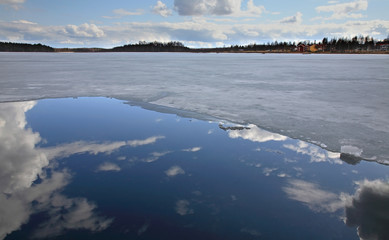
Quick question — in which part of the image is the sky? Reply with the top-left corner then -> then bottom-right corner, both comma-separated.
0,0 -> 388,48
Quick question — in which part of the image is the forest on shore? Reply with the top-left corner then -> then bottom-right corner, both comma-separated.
1,36 -> 388,53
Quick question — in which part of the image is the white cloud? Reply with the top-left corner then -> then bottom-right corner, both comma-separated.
153,1 -> 172,17
127,136 -> 165,147
0,170 -> 113,240
64,23 -> 105,38
263,168 -> 277,176
43,136 -> 164,160
280,12 -> 303,24
0,103 -> 165,238
1,17 -> 389,48
32,193 -> 113,239
173,0 -> 265,17
44,141 -> 127,160
96,162 -> 121,172
103,8 -> 143,19
246,0 -> 265,16
174,0 -> 242,16
113,8 -> 143,16
143,151 -> 172,163
0,171 -> 70,240
283,179 -> 345,213
0,0 -> 25,9
284,178 -> 389,239
227,124 -> 288,143
12,19 -> 36,24
165,165 -> 185,177
182,147 -> 201,152
0,101 -> 48,194
175,200 -> 194,215
315,0 -> 368,20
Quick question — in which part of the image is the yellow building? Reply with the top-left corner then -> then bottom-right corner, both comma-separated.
309,44 -> 318,52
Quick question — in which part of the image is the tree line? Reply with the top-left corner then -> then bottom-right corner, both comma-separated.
200,36 -> 389,53
0,42 -> 54,52
110,41 -> 189,52
1,36 -> 388,53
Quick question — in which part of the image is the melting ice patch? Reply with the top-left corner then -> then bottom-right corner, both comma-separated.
0,53 -> 388,164
341,145 -> 363,157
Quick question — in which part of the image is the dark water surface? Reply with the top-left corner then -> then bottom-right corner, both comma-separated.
1,97 -> 388,240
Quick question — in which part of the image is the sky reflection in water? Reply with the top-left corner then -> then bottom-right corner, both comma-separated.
0,97 -> 388,240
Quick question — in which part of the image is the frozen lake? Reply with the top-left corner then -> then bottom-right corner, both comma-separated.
1,97 -> 388,239
1,52 -> 388,164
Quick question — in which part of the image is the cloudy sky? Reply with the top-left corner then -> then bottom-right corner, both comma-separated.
0,0 -> 388,47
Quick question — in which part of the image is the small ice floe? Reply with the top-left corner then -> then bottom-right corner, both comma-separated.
340,145 -> 363,157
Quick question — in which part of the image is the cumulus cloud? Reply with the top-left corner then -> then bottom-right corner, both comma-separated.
174,0 -> 241,16
0,101 -> 48,194
246,0 -> 265,16
96,162 -> 121,172
175,200 -> 194,215
344,179 -> 389,240
165,165 -> 185,177
283,177 -> 389,239
32,194 -> 113,239
0,170 -> 112,240
0,103 -> 164,238
227,124 -> 287,143
283,179 -> 345,213
64,23 -> 105,38
1,16 -> 389,47
173,0 -> 264,17
153,1 -> 172,17
315,0 -> 368,20
0,171 -> 70,240
280,12 -> 303,24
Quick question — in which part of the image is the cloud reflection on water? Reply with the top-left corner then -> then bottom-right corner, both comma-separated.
283,179 -> 345,213
165,165 -> 185,177
283,140 -> 342,164
226,124 -> 288,143
0,101 -> 164,239
284,178 -> 389,240
344,179 -> 389,240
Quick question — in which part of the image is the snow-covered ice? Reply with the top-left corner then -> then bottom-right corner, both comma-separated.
1,52 -> 388,163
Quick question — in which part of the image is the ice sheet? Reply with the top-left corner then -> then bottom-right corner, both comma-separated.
1,52 -> 388,163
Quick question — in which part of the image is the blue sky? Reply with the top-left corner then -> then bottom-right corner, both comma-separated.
0,0 -> 388,47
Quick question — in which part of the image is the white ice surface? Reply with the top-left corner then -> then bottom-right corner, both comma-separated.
1,52 -> 388,163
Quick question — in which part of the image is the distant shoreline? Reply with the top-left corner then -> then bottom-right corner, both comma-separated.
1,40 -> 388,54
